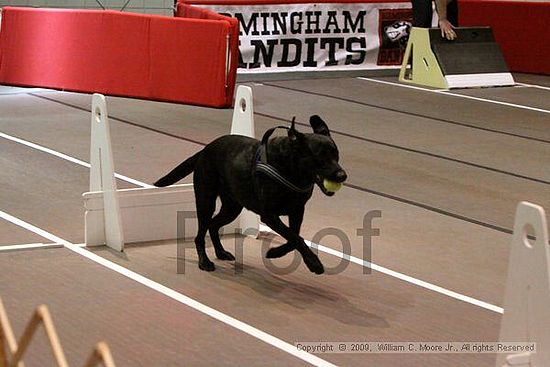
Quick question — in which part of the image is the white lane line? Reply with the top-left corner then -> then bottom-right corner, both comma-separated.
358,77 -> 550,115
305,241 -> 503,314
0,210 -> 336,367
258,226 -> 502,314
437,91 -> 550,115
0,243 -> 63,252
0,132 -> 153,189
516,82 -> 550,91
357,77 -> 449,92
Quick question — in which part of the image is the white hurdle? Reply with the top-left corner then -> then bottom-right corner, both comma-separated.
498,202 -> 550,367
230,86 -> 260,237
83,86 -> 260,251
87,94 -> 124,251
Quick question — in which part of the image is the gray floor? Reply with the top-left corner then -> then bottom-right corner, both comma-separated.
1,73 -> 549,366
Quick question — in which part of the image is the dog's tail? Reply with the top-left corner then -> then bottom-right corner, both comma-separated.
154,151 -> 201,187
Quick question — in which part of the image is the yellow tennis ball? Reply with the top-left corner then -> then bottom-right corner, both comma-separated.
323,179 -> 342,193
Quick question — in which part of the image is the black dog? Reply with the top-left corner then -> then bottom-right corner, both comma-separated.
154,116 -> 347,274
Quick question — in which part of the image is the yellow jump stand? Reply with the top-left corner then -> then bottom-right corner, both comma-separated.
399,27 -> 515,89
399,27 -> 447,89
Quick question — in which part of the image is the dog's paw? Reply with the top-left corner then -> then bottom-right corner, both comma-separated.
304,256 -> 325,275
199,259 -> 216,272
216,250 -> 235,261
266,243 -> 294,259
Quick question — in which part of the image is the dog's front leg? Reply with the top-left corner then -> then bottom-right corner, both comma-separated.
265,208 -> 303,259
260,215 -> 324,275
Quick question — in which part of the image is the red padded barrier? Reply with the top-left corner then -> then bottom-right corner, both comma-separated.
0,6 -> 239,107
174,3 -> 239,107
459,0 -> 550,75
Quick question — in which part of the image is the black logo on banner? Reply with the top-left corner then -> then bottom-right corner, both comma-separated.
377,9 -> 413,66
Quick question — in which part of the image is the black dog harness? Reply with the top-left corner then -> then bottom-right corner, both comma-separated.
253,123 -> 314,194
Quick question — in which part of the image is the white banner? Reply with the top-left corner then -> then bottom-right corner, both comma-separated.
199,3 -> 416,73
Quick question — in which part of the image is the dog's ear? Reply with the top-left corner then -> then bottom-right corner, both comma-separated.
288,116 -> 304,142
309,115 -> 331,136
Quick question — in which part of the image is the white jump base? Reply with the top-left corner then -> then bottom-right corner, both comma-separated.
84,184 -> 195,245
83,86 -> 260,249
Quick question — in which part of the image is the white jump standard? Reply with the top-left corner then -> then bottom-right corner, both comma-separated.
83,87 -> 259,251
498,202 -> 550,367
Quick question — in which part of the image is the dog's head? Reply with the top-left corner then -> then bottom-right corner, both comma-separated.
288,115 -> 347,196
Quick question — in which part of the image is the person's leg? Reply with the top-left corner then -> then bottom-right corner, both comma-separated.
446,0 -> 459,26
411,0 -> 433,28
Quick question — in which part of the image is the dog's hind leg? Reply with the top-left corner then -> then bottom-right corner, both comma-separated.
193,172 -> 218,272
195,202 -> 216,271
265,208 -> 304,259
209,196 -> 242,261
